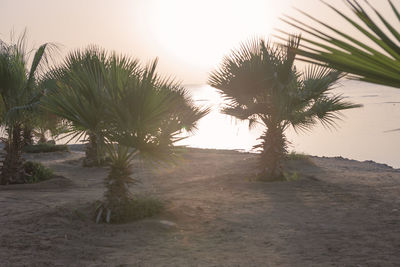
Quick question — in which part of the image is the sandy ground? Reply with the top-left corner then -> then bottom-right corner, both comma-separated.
0,147 -> 399,266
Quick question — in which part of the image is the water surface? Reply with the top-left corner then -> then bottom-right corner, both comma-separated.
181,81 -> 400,168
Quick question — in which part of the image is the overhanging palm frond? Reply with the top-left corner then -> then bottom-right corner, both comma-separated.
279,0 -> 400,88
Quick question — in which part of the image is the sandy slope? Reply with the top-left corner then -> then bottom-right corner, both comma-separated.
0,148 -> 399,266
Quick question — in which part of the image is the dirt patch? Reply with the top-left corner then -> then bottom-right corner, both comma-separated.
0,149 -> 399,266
0,175 -> 74,191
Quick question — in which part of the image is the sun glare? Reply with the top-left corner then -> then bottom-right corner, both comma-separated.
147,0 -> 288,69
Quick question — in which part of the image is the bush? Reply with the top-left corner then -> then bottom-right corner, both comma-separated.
24,143 -> 69,153
283,171 -> 299,181
95,196 -> 164,224
24,161 -> 54,183
285,151 -> 310,161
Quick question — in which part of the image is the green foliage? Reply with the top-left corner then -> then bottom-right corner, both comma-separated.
23,161 -> 53,183
280,0 -> 400,88
102,58 -> 209,162
95,196 -> 163,224
42,47 -> 116,164
286,151 -> 309,161
43,47 -> 209,165
31,106 -> 68,143
95,144 -> 164,223
283,171 -> 299,181
23,143 -> 69,153
0,31 -> 55,125
42,46 -> 208,223
209,36 -> 360,179
0,31 -> 56,184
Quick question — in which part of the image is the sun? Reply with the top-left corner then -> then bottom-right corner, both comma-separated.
147,0 -> 287,69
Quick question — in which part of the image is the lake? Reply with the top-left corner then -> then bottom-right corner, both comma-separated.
180,81 -> 400,168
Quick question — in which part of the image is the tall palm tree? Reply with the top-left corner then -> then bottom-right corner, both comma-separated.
209,36 -> 361,179
0,32 -> 53,184
279,0 -> 400,88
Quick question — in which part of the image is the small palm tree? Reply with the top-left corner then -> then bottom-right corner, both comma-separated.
98,58 -> 207,222
43,47 -> 135,165
30,107 -> 67,144
209,36 -> 361,179
279,0 -> 400,88
44,50 -> 208,222
0,32 -> 54,184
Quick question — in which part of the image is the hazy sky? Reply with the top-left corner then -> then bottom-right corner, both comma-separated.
0,0 -> 396,84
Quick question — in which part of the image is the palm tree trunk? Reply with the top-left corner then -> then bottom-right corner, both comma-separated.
38,134 -> 47,144
97,159 -> 133,223
84,132 -> 101,166
0,125 -> 26,184
104,163 -> 132,207
260,125 -> 287,180
22,126 -> 34,146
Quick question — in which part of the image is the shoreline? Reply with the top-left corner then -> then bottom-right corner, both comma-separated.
65,143 -> 400,170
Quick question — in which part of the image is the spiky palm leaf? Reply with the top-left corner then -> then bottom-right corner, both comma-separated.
279,0 -> 400,88
103,58 -> 209,162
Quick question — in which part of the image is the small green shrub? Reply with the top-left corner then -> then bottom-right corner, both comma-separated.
284,171 -> 299,181
95,196 -> 163,224
24,161 -> 54,183
286,151 -> 310,161
24,143 -> 69,153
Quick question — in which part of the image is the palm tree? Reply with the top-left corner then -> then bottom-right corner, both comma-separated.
209,36 -> 361,179
279,0 -> 400,88
43,47 -> 133,165
44,50 -> 208,222
98,59 -> 207,222
29,107 -> 67,144
0,32 -> 53,184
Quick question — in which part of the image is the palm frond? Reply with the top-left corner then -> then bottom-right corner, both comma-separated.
0,30 -> 55,126
43,47 -> 207,165
280,0 -> 400,88
104,58 -> 208,161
